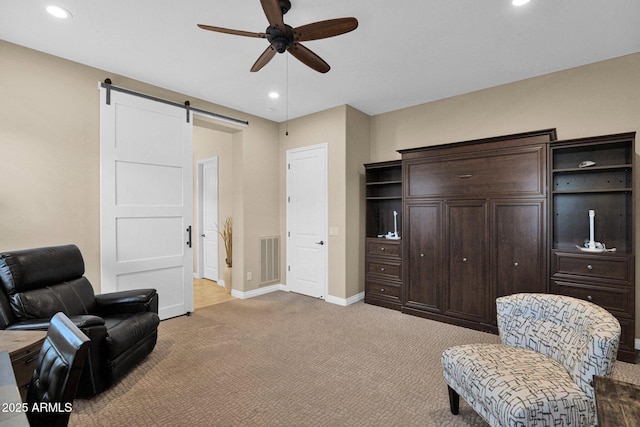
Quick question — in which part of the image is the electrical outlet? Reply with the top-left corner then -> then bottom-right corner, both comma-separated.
247,272 -> 252,281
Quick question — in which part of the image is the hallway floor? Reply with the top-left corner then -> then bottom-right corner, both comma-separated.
194,278 -> 234,309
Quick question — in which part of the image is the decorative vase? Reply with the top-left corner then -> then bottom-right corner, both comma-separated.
223,265 -> 232,294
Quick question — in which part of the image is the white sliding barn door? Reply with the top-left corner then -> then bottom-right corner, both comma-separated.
100,87 -> 194,320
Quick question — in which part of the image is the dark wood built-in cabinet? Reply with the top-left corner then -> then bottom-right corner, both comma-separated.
364,129 -> 638,363
549,133 -> 637,362
399,130 -> 553,332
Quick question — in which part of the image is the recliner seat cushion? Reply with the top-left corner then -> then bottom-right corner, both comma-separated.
104,312 -> 160,360
442,343 -> 595,427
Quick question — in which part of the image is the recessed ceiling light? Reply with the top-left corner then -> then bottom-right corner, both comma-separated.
512,0 -> 530,6
268,92 -> 280,99
46,5 -> 72,19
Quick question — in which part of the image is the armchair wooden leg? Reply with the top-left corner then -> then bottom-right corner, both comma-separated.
448,385 -> 460,415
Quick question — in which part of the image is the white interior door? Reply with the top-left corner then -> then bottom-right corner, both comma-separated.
199,157 -> 219,281
286,144 -> 328,299
100,87 -> 194,320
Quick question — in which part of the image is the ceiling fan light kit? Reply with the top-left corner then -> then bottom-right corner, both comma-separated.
198,0 -> 358,73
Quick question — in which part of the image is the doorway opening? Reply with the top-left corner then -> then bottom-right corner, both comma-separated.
192,119 -> 236,305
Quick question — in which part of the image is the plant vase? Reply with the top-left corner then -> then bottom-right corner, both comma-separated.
223,265 -> 232,294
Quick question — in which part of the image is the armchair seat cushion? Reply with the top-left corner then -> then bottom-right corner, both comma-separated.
105,312 -> 160,360
442,343 -> 595,426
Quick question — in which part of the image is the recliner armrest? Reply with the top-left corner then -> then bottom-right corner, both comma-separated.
95,289 -> 158,315
68,314 -> 105,329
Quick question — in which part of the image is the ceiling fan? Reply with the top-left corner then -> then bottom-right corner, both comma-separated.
198,0 -> 358,73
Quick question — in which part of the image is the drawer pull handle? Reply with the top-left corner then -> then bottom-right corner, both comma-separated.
380,247 -> 385,251
587,264 -> 593,270
24,357 -> 38,365
514,262 -> 519,267
420,253 -> 425,257
587,295 -> 593,301
462,257 -> 468,263
380,267 -> 385,272
458,174 -> 473,179
380,288 -> 385,293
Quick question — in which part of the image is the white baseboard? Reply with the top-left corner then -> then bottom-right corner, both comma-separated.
325,292 -> 364,307
229,285 -> 364,308
231,283 -> 286,300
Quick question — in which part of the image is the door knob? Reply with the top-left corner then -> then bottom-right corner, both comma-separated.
201,234 -> 206,237
315,241 -> 324,245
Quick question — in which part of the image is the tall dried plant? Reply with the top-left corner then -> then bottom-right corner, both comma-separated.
218,217 -> 232,268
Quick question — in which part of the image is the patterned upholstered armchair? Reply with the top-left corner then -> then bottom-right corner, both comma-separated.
442,293 -> 621,427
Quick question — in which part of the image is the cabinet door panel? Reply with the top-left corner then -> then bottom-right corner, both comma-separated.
405,146 -> 545,198
444,201 -> 490,322
493,200 -> 547,298
405,203 -> 442,312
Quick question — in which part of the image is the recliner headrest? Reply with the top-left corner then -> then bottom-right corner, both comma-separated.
0,245 -> 85,294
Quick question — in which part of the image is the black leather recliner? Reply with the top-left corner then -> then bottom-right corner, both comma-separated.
0,244 -> 160,397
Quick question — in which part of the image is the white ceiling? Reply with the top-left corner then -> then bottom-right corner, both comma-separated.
1,0 -> 639,123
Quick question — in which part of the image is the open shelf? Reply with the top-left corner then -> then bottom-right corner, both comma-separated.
551,135 -> 634,254
365,161 -> 402,238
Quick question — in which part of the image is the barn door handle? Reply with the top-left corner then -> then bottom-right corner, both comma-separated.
187,226 -> 192,248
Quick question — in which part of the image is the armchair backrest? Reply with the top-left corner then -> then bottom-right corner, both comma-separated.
0,245 -> 97,325
496,293 -> 620,400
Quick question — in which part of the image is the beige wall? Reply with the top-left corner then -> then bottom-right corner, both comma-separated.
345,106 -> 371,299
369,53 -> 640,338
0,40 -> 280,295
371,53 -> 640,158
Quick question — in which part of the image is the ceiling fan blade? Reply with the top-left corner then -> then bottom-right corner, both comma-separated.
251,46 -> 277,72
288,43 -> 330,73
260,0 -> 285,28
198,24 -> 267,39
294,18 -> 359,42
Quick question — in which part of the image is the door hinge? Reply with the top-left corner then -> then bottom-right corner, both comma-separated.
288,163 -> 291,170
288,265 -> 291,272
288,231 -> 290,237
288,196 -> 291,203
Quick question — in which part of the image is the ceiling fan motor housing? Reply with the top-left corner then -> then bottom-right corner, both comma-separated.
267,25 -> 293,53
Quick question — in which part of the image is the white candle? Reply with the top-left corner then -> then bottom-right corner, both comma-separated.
393,211 -> 398,237
589,210 -> 595,248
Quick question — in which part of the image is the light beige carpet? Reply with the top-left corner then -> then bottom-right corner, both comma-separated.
69,291 -> 640,426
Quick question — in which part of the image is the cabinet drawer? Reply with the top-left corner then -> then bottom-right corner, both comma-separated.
366,260 -> 401,280
406,146 -> 544,198
551,280 -> 630,316
366,239 -> 401,258
366,279 -> 400,299
553,252 -> 631,283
